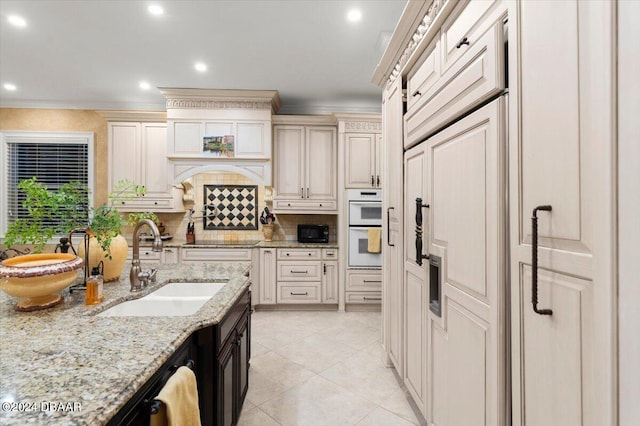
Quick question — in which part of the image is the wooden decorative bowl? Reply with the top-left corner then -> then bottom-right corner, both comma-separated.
0,253 -> 84,311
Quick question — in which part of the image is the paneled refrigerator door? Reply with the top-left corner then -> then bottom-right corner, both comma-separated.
425,98 -> 507,426
403,142 -> 429,419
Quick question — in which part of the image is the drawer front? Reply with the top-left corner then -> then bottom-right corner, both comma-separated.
405,23 -> 504,146
180,248 -> 253,262
127,248 -> 162,261
440,0 -> 502,74
322,248 -> 338,260
346,271 -> 383,291
277,249 -> 321,260
117,198 -> 174,210
407,35 -> 440,112
272,200 -> 337,212
277,283 -> 321,303
277,261 -> 322,281
345,291 -> 382,304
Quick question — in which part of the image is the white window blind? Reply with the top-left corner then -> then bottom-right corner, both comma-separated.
1,131 -> 95,237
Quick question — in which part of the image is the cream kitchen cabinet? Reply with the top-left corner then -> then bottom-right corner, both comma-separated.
108,122 -> 182,212
344,132 -> 383,189
258,248 -> 277,304
382,77 -> 405,377
262,248 -> 339,305
345,269 -> 382,304
272,123 -> 337,213
168,119 -> 271,158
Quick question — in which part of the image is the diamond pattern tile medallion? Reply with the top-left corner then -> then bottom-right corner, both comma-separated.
204,185 -> 258,230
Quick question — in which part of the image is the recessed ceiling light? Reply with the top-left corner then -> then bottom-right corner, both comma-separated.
148,4 -> 164,16
139,81 -> 151,90
347,9 -> 362,23
194,62 -> 207,72
4,83 -> 17,91
7,15 -> 27,28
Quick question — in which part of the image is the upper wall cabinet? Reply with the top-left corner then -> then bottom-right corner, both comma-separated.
335,113 -> 382,190
108,121 -> 183,212
168,119 -> 271,158
272,118 -> 337,213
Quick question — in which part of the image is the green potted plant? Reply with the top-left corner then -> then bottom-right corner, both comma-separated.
3,178 -> 156,282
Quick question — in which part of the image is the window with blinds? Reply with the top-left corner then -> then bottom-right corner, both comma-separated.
1,131 -> 95,237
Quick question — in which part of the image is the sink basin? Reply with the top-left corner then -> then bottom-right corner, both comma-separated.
98,281 -> 227,317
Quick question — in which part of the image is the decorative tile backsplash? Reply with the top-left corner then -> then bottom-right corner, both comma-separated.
203,185 -> 258,230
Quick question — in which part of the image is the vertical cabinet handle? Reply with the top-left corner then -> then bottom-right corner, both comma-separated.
532,205 -> 553,315
377,175 -> 380,187
387,207 -> 395,247
306,187 -> 309,198
371,175 -> 375,187
301,188 -> 304,199
415,198 -> 430,266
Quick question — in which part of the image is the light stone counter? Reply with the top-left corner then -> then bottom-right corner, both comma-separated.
0,262 -> 251,425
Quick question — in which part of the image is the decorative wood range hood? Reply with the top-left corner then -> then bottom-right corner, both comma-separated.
159,88 -> 281,185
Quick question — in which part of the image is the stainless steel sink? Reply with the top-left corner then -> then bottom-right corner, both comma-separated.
98,281 -> 228,317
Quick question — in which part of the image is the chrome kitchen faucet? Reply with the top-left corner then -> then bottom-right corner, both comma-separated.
129,219 -> 163,292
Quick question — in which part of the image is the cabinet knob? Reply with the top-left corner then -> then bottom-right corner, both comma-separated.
286,253 -> 290,256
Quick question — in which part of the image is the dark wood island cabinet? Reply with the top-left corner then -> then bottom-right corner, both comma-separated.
108,288 -> 252,426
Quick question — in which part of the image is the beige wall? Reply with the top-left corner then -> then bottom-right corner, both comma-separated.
0,108 -> 109,205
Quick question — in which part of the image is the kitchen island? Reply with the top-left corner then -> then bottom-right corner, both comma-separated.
0,261 -> 251,425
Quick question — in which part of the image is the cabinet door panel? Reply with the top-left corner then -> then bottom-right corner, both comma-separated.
218,342 -> 235,426
273,126 -> 304,199
345,133 -> 376,188
141,123 -> 168,197
426,100 -> 505,426
306,127 -> 336,199
322,261 -> 338,303
511,2 -> 615,425
172,121 -> 202,155
259,249 -> 276,304
237,122 -> 268,157
109,123 -> 140,189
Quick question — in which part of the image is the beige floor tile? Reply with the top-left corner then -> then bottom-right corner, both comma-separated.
355,406 -> 418,426
237,406 -> 282,426
245,352 -> 315,405
379,387 -> 425,425
274,333 -> 358,374
259,375 -> 378,426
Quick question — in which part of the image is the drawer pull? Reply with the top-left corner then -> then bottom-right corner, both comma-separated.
363,296 -> 382,301
291,292 -> 309,296
290,270 -> 309,274
456,37 -> 470,48
363,280 -> 382,283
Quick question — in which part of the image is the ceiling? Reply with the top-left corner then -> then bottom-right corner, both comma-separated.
0,0 -> 406,115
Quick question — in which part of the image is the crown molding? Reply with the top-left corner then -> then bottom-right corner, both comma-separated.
272,114 -> 337,126
371,0 -> 456,88
97,110 -> 166,122
159,88 -> 281,114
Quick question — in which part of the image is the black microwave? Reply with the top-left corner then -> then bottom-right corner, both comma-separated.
297,224 -> 329,243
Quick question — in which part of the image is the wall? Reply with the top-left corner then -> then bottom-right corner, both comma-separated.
0,108 -> 109,205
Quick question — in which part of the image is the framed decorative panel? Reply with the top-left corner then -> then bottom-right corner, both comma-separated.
204,185 -> 258,230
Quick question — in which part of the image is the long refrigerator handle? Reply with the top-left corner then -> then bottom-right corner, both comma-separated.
415,198 -> 429,266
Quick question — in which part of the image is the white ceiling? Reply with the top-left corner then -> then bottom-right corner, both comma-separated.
0,0 -> 406,115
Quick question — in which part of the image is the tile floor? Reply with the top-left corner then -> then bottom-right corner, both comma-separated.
238,310 -> 425,426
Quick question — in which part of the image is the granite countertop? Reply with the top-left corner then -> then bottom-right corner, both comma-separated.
142,240 -> 340,249
0,262 -> 251,425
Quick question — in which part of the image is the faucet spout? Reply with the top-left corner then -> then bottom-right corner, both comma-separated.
130,219 -> 163,292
